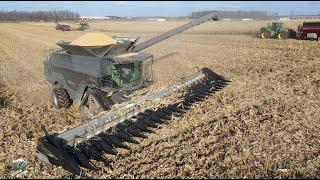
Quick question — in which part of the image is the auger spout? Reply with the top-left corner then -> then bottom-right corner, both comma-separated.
131,14 -> 218,52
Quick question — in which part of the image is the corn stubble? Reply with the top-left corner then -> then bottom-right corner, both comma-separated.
0,20 -> 319,178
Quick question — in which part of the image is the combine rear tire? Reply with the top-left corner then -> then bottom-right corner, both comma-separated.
261,32 -> 269,39
52,88 -> 72,109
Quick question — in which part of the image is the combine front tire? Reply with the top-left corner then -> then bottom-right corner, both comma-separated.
79,89 -> 111,120
52,88 -> 72,109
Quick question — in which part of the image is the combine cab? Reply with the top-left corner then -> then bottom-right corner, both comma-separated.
260,22 -> 296,40
38,14 -> 230,174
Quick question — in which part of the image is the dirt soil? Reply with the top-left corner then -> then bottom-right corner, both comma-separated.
0,20 -> 319,178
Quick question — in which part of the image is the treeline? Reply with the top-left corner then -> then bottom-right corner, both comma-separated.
190,10 -> 273,20
0,10 -> 80,22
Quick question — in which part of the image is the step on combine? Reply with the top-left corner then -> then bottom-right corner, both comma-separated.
38,13 -> 230,174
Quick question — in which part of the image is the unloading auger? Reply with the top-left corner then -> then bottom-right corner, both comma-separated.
37,13 -> 230,174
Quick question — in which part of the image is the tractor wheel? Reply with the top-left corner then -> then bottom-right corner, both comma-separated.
52,88 -> 73,109
79,89 -> 111,120
261,32 -> 269,39
278,31 -> 289,40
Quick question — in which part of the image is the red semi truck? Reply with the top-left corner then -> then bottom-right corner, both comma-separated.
296,21 -> 320,40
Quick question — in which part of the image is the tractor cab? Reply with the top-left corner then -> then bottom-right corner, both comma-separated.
270,22 -> 283,32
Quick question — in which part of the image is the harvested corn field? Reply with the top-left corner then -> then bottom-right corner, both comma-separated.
0,19 -> 319,178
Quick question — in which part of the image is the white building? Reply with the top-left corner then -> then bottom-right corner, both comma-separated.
223,18 -> 232,21
242,18 -> 253,21
156,18 -> 166,22
279,17 -> 289,21
147,18 -> 166,22
80,16 -> 110,20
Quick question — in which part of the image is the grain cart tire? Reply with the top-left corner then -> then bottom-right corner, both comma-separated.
52,88 -> 73,109
278,31 -> 289,40
287,29 -> 296,39
261,31 -> 269,39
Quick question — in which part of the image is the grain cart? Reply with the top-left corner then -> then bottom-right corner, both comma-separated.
38,14 -> 230,175
55,21 -> 71,31
260,22 -> 296,40
296,21 -> 320,41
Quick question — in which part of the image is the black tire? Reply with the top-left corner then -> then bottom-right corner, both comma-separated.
92,90 -> 109,111
287,29 -> 296,39
79,89 -> 111,119
278,31 -> 289,40
261,31 -> 269,39
52,88 -> 72,108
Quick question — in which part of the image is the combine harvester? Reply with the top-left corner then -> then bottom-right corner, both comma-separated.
37,14 -> 230,174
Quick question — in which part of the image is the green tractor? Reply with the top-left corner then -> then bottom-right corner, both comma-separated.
79,21 -> 90,31
260,22 -> 296,40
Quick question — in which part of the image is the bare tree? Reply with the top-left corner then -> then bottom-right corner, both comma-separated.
0,10 -> 80,22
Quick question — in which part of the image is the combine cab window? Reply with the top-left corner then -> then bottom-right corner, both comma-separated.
111,62 -> 142,88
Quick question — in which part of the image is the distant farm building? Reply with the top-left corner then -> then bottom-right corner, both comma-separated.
223,18 -> 232,21
242,18 -> 253,21
147,18 -> 166,22
156,18 -> 166,22
279,17 -> 290,21
80,16 -> 110,20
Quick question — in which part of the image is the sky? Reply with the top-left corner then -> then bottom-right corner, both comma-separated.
0,1 -> 319,17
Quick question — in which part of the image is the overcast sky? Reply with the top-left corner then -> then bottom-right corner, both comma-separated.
0,1 -> 319,17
